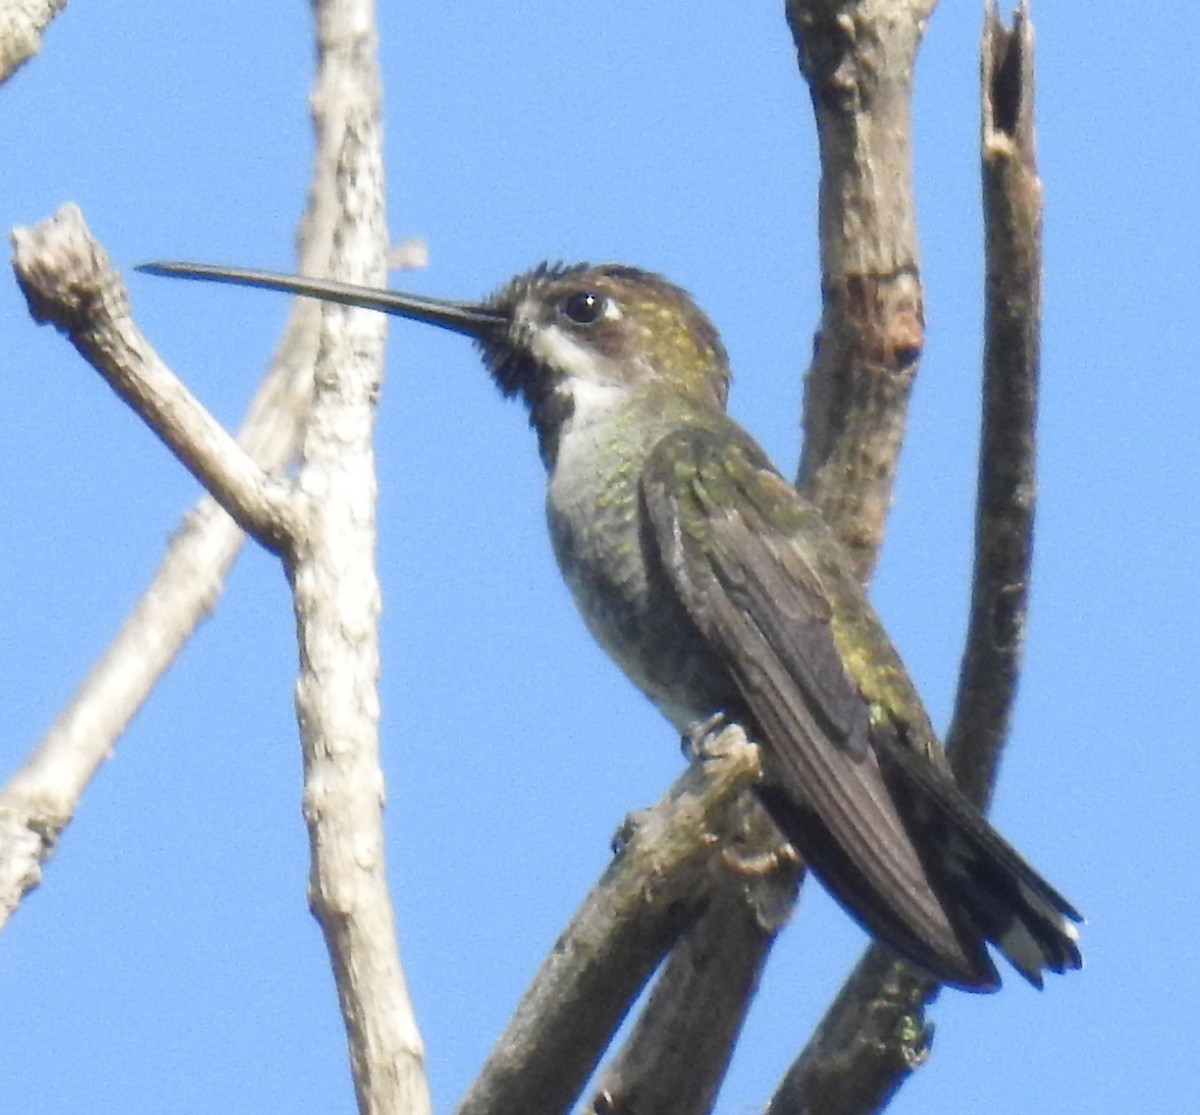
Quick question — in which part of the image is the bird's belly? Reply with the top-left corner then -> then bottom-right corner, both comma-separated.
547,436 -> 735,732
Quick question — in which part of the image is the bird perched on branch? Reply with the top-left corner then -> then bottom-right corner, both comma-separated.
141,258 -> 1082,991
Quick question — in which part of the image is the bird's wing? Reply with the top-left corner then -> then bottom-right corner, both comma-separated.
640,423 -> 998,988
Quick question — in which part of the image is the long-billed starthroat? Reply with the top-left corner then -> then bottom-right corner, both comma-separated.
139,258 -> 1082,991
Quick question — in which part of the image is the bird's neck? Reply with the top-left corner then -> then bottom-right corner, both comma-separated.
534,376 -> 717,471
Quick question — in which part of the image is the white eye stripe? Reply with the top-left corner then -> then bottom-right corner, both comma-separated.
529,322 -> 607,380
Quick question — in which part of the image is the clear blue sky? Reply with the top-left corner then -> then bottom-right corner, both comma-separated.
2,3 -> 1196,1112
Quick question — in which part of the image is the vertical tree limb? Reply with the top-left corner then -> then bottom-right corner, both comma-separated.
285,5 -> 431,1112
787,0 -> 936,585
946,0 -> 1041,805
767,7 -> 1042,1113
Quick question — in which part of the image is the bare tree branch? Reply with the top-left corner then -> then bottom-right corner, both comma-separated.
768,6 -> 1043,1112
586,805 -> 801,1115
456,729 -> 769,1115
0,0 -> 356,930
12,209 -> 295,546
6,3 -> 431,1110
946,0 -> 1041,805
787,0 -> 936,585
768,949 -> 937,1115
277,4 -> 431,1111
0,326 -> 314,935
0,0 -> 69,85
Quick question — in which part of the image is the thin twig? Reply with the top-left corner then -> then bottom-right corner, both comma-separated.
12,209 -> 294,547
0,5 -> 342,928
0,194 -> 322,932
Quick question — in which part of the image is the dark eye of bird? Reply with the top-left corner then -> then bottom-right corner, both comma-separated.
561,290 -> 606,325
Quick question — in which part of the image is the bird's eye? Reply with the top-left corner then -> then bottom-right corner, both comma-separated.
561,290 -> 607,325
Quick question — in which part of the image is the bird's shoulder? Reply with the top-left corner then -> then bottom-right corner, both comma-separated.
640,418 -> 940,762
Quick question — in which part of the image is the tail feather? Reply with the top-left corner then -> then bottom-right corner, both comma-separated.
756,730 -> 1082,992
875,735 -> 1083,986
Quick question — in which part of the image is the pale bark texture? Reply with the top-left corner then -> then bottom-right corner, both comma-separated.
788,0 -> 936,585
0,0 -> 356,934
0,0 -> 68,84
6,2 -> 432,1112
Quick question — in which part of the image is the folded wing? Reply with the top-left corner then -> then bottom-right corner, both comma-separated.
640,424 -> 1081,990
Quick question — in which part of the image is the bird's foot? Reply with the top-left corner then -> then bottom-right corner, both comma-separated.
680,710 -> 733,761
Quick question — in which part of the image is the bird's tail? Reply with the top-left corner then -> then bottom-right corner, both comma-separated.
872,737 -> 1083,988
756,734 -> 1082,992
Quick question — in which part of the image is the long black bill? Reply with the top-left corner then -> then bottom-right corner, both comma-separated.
137,261 -> 504,338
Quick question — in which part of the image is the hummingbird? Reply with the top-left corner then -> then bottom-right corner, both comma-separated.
139,258 -> 1082,991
